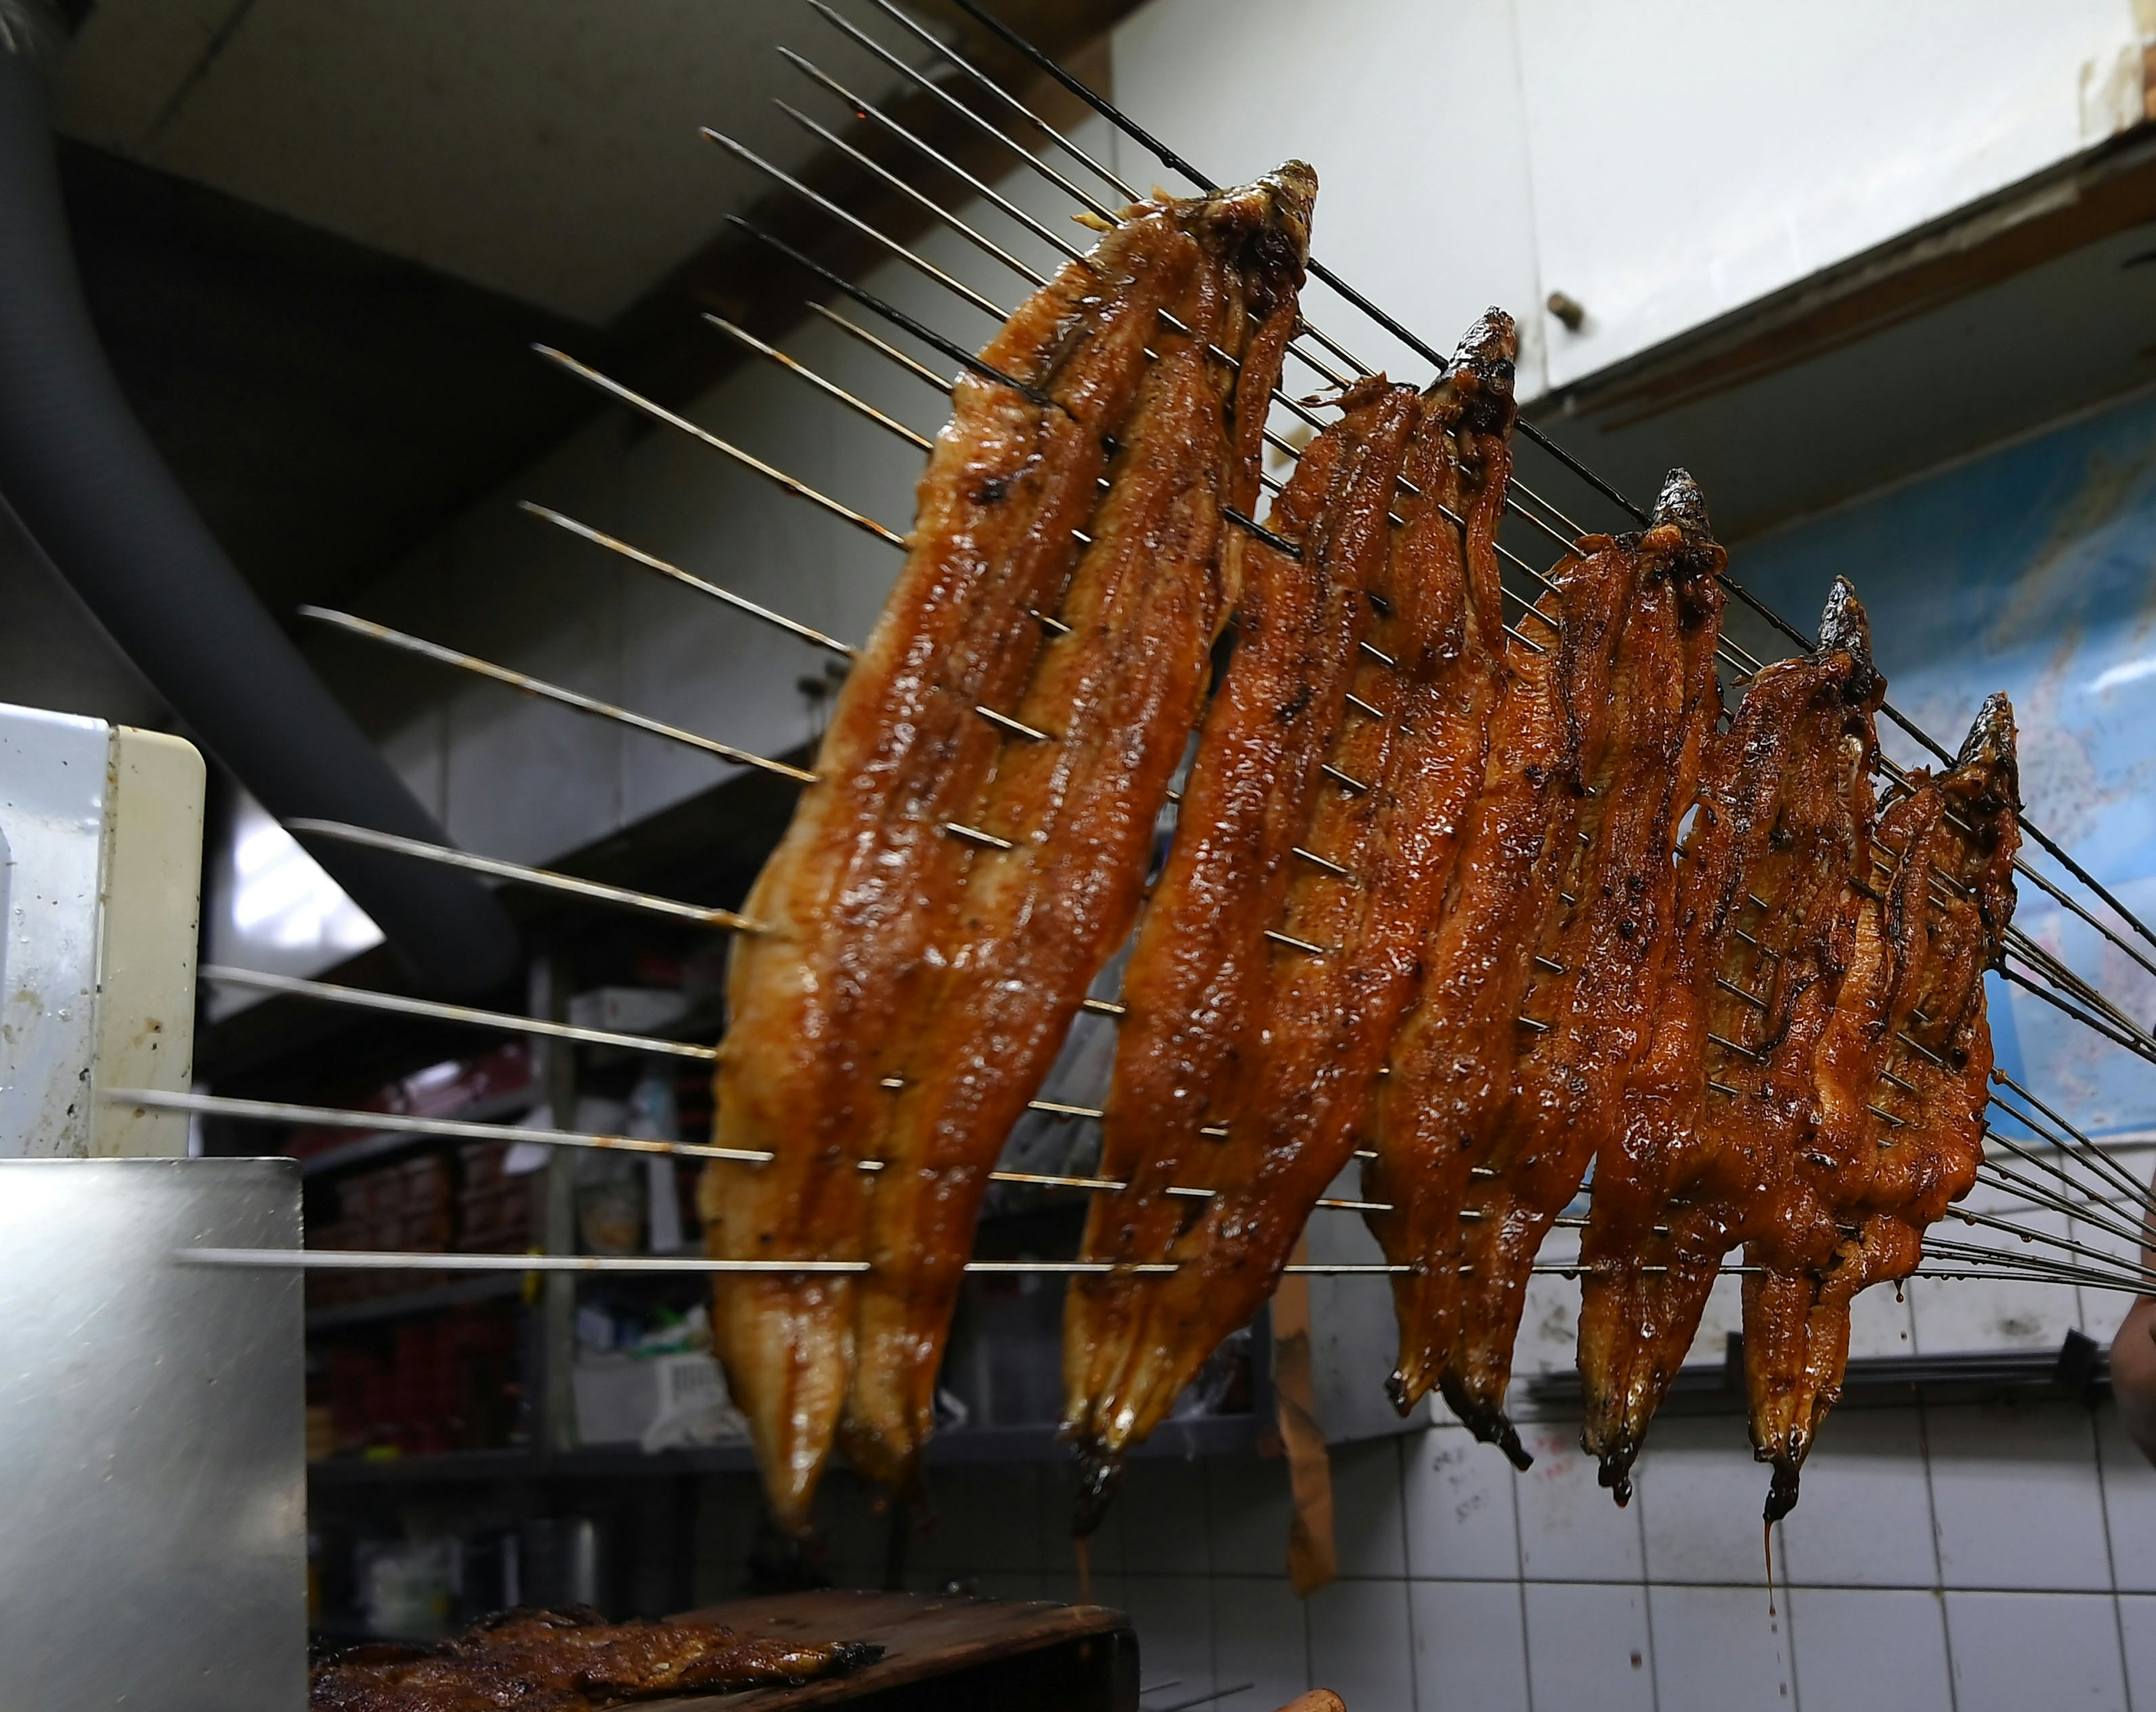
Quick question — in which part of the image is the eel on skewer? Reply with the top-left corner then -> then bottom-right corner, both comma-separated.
1577,580 -> 1884,1503
1367,471 -> 1712,1455
703,164 -> 1313,1530
1435,472 -> 1727,1460
1061,377 -> 1423,1466
1744,694 -> 2018,1519
837,167 -> 1314,1497
1070,312 -> 1520,1527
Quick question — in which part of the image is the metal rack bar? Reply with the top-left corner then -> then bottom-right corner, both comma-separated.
198,966 -> 718,1061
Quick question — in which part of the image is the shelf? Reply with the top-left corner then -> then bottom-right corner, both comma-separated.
1525,1330 -> 2111,1415
306,1272 -> 526,1332
305,1413 -> 1261,1486
297,1087 -> 544,1179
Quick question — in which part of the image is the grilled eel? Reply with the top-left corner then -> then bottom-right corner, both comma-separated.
703,163 -> 1312,1530
1577,579 -> 1885,1503
310,1606 -> 880,1711
1067,313 -> 1519,1527
1061,376 -> 1423,1455
1367,470 -> 1719,1459
835,167 -> 1314,1496
1436,472 -> 1727,1459
1744,694 -> 2018,1519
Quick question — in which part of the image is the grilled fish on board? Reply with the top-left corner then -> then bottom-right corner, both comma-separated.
837,166 -> 1314,1498
1577,581 -> 1885,1502
309,1606 -> 880,1711
1744,695 -> 2018,1518
1068,315 -> 1519,1528
702,164 -> 1312,1529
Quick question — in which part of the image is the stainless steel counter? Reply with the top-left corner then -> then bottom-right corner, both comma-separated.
0,1157 -> 304,1708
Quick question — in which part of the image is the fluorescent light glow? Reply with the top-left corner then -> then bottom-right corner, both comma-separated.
226,798 -> 381,956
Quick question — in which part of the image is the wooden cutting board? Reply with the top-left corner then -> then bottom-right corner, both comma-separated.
646,1589 -> 1137,1711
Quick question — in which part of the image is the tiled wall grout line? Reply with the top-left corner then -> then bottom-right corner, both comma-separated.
2091,1402 -> 2134,1710
1510,1432 -> 1536,1712
1393,1439 -> 1423,1712
1918,1398 -> 1961,1712
1783,1568 -> 1805,1712
1634,1467 -> 1662,1712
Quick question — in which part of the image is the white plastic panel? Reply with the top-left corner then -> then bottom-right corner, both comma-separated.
0,702 -> 108,1157
92,728 -> 206,1157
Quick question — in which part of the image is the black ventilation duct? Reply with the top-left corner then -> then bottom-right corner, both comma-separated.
0,44 -> 518,995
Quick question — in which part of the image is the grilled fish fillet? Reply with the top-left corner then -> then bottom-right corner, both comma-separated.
1438,473 -> 1727,1458
1577,580 -> 1884,1503
1061,376 -> 1422,1458
1067,313 -> 1519,1526
1744,693 -> 2018,1518
310,1606 -> 880,1711
1368,470 -> 1715,1461
837,166 -> 1314,1496
702,164 -> 1312,1530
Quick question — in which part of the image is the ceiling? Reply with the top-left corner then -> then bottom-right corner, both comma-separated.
4,0 -> 1133,731
56,0 -> 937,325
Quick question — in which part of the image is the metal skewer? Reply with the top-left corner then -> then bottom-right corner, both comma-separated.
890,0 -> 2156,976
198,966 -> 718,1061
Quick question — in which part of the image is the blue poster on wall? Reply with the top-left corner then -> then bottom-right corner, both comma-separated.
1737,384 -> 2156,1144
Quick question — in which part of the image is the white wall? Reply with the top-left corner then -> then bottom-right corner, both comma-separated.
1111,0 -> 2150,395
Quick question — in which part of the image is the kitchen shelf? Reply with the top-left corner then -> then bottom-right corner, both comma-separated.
296,1086 -> 545,1179
1525,1330 -> 2111,1415
305,1271 -> 527,1332
305,1413 -> 1260,1487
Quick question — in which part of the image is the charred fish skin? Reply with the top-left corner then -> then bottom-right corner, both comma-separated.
838,166 -> 1317,1498
1438,471 -> 1728,1463
702,168 -> 1310,1533
1062,378 -> 1422,1459
1745,695 -> 2018,1520
1072,312 -> 1519,1527
1578,578 -> 1885,1504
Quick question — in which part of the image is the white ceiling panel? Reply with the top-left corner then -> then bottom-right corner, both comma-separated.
55,0 -> 916,325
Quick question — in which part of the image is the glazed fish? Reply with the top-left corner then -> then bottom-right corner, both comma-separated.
1439,473 -> 1726,1459
704,165 -> 1312,1530
1072,313 -> 1519,1526
1744,695 -> 2018,1518
1369,470 -> 1718,1462
310,1606 -> 880,1711
1577,582 -> 1884,1502
838,166 -> 1314,1498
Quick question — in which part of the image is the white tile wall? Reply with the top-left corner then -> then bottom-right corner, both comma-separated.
1401,1424 -> 1519,1580
1514,1419 -> 1646,1582
1787,1587 -> 1954,1712
1646,1583 -> 1795,1711
1927,1401 -> 2113,1591
1773,1407 -> 1939,1588
1524,1580 -> 1656,1711
1946,1590 -> 2128,1711
763,1390 -> 2156,1711
1407,1581 -> 1529,1712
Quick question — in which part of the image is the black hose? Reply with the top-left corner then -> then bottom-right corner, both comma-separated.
0,47 -> 518,995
